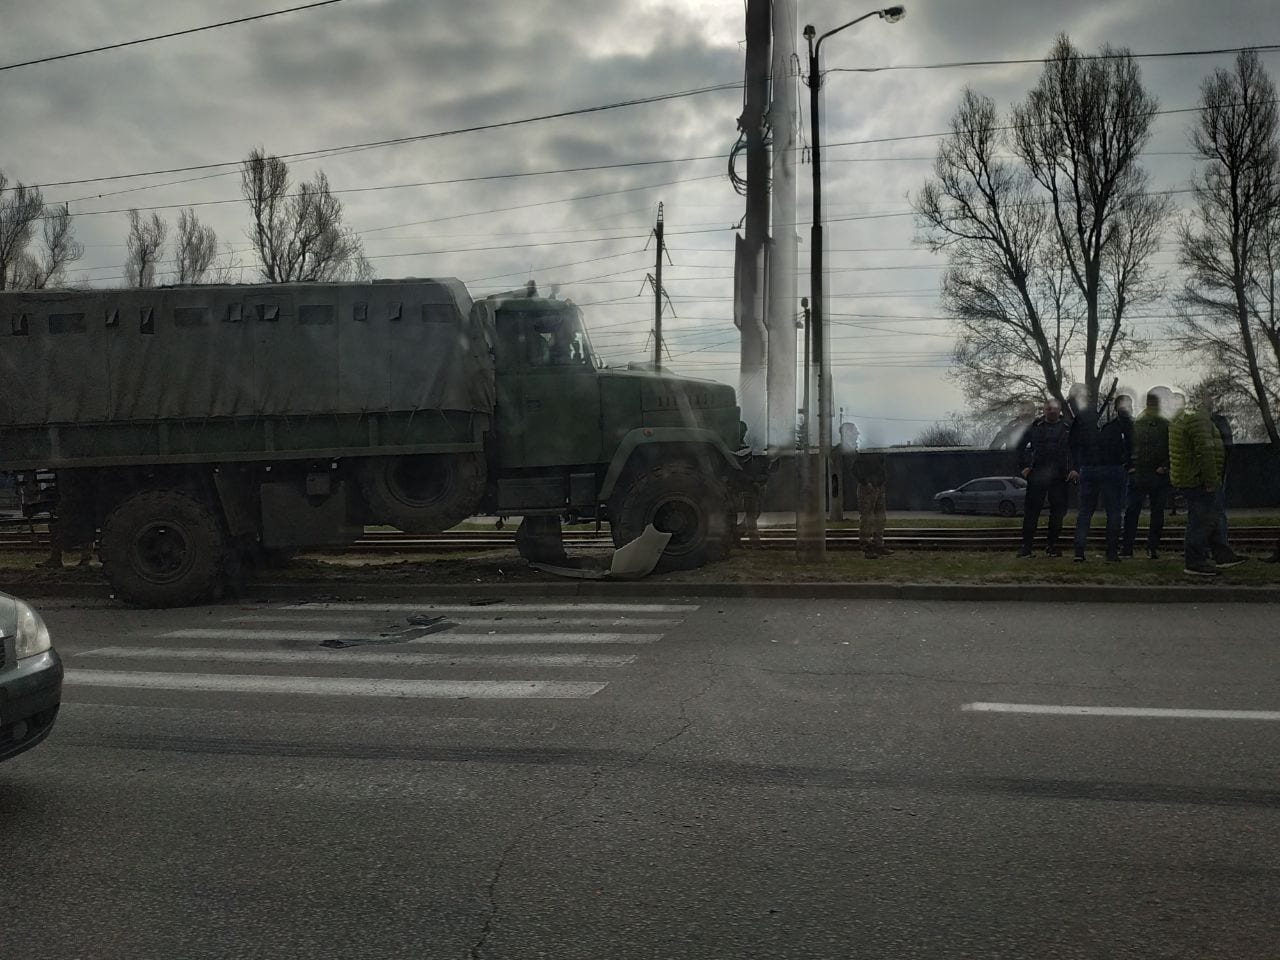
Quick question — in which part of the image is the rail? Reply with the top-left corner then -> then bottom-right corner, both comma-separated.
2,526 -> 1276,554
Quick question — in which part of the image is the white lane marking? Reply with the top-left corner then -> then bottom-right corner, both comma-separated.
160,629 -> 662,645
281,602 -> 697,613
223,615 -> 682,629
78,647 -> 636,668
65,670 -> 606,699
962,702 -> 1280,721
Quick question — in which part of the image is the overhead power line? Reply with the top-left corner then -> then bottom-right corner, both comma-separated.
831,42 -> 1280,74
14,41 -> 1264,197
6,82 -> 741,193
0,0 -> 348,73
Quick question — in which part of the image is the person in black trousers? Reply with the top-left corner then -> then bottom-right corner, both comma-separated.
1016,399 -> 1078,557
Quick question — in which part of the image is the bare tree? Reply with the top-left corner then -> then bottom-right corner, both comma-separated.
240,148 -> 371,283
0,172 -> 45,290
0,174 -> 85,290
1176,49 -> 1280,444
209,242 -> 245,285
914,88 -> 1081,413
174,208 -> 217,284
125,210 -> 168,288
1012,34 -> 1165,400
913,412 -> 1001,447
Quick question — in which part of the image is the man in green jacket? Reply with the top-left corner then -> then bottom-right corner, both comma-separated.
1168,399 -> 1246,576
1122,391 -> 1170,559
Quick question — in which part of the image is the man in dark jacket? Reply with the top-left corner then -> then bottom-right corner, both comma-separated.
1210,406 -> 1234,552
1016,399 -> 1077,557
1071,392 -> 1133,562
1122,391 -> 1171,559
852,450 -> 890,559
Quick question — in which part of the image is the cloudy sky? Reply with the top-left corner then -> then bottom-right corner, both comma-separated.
3,0 -> 1277,444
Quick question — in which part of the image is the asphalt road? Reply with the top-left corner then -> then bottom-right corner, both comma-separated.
2,595 -> 1277,960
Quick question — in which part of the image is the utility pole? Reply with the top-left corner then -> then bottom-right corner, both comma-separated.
797,296 -> 813,554
735,0 -> 772,453
643,202 -> 673,370
798,7 -> 905,559
653,203 -> 664,370
767,0 -> 800,458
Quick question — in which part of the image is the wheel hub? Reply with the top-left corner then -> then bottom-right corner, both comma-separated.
133,521 -> 194,583
390,457 -> 452,507
651,497 -> 701,550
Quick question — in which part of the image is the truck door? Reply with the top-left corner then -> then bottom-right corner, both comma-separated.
509,311 -> 603,468
493,315 -> 525,468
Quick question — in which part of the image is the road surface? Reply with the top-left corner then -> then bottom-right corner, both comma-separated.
2,596 -> 1277,959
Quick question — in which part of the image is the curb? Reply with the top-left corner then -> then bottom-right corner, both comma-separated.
13,580 -> 1280,604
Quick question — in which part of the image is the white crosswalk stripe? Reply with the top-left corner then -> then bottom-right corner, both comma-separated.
282,602 -> 697,613
66,671 -> 607,700
64,601 -> 696,707
227,615 -> 683,629
160,629 -> 664,644
78,647 -> 637,668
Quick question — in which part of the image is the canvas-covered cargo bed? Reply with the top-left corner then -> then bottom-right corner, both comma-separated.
0,278 -> 496,469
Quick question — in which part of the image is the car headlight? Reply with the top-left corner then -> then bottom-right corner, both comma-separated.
14,600 -> 52,659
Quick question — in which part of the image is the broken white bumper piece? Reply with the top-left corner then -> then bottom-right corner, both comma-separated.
530,524 -> 673,580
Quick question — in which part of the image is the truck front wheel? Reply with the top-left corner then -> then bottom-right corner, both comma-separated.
99,489 -> 229,607
357,453 -> 485,534
609,463 -> 734,571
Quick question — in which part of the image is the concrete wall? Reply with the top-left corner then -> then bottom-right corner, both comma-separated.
761,444 -> 1279,513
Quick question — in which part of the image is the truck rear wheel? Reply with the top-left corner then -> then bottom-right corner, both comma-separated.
357,453 -> 485,534
609,463 -> 734,571
99,489 -> 229,607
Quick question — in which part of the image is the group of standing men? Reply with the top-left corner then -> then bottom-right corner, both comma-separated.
1016,386 -> 1253,576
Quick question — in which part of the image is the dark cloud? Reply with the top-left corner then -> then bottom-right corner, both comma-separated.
1,0 -> 1276,439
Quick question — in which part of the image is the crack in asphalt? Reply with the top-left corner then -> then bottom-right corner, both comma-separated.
466,657 -> 721,959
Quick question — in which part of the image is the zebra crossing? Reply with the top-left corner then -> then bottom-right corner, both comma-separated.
64,601 -> 699,705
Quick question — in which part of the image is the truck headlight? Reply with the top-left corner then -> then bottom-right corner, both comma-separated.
14,600 -> 52,659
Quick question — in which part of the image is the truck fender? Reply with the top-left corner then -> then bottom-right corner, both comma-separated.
597,428 -> 743,503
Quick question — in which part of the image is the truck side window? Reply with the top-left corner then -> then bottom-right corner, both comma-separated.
226,303 -> 243,323
11,313 -> 29,336
353,302 -> 368,323
140,307 -> 155,335
255,304 -> 280,322
388,302 -> 402,322
106,308 -> 120,328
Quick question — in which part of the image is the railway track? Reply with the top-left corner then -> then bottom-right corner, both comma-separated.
3,525 -> 1277,554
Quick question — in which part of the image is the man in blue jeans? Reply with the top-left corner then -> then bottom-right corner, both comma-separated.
1070,391 -> 1133,562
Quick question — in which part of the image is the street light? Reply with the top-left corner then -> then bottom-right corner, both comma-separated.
797,5 -> 906,561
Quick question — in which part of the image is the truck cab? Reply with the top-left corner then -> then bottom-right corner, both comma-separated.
483,285 -> 754,570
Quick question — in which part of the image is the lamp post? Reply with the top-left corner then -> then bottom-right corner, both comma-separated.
797,5 -> 906,561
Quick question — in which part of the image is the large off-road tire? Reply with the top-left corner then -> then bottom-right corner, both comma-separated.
609,463 -> 734,572
357,453 -> 485,534
99,489 -> 229,608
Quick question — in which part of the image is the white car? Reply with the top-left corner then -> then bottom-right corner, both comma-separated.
0,591 -> 62,763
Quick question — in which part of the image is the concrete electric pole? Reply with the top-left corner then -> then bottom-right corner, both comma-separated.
735,0 -> 772,454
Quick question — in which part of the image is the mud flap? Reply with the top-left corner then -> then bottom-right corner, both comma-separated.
514,516 -> 569,564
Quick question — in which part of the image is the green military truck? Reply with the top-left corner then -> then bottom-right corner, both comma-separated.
0,278 -> 757,606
